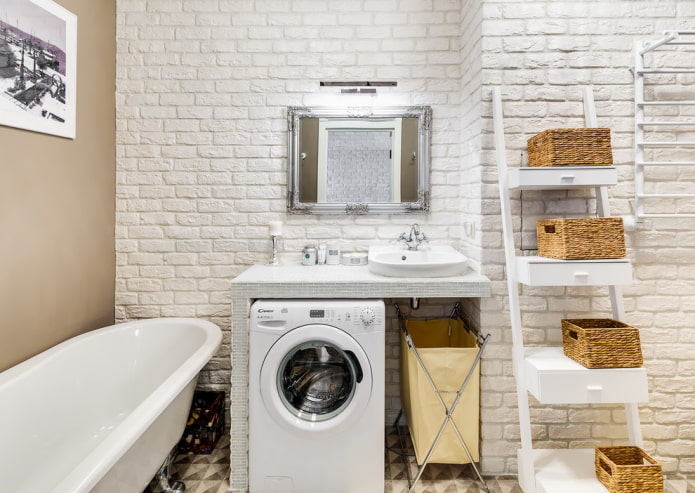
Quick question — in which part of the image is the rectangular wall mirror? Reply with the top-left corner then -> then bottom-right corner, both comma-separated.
287,106 -> 431,214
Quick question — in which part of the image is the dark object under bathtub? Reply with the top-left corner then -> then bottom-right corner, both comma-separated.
177,391 -> 225,454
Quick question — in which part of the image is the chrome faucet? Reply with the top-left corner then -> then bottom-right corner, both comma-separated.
398,224 -> 428,250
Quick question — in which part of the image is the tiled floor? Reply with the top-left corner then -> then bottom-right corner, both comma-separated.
144,427 -> 690,492
145,427 -> 521,493
144,431 -> 231,493
384,427 -> 521,493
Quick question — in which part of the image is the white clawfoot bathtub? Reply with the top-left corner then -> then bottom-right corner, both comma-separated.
0,317 -> 222,493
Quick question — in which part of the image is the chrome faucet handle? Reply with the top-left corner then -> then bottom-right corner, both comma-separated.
397,225 -> 428,250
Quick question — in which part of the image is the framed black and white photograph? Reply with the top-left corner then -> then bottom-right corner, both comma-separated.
0,0 -> 76,139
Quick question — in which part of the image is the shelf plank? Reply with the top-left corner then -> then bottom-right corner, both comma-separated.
638,100 -> 695,105
525,347 -> 649,404
520,449 -> 610,493
516,256 -> 632,286
507,166 -> 617,190
638,68 -> 695,74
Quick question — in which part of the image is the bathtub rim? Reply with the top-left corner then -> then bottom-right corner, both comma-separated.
1,317 -> 222,493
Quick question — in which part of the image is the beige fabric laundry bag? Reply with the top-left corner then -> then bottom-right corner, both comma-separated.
400,317 -> 480,465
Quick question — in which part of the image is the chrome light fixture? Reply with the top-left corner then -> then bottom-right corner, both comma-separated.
320,81 -> 397,94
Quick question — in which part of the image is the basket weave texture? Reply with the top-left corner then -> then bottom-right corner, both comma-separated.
562,319 -> 643,368
595,446 -> 663,493
536,217 -> 626,259
527,128 -> 613,167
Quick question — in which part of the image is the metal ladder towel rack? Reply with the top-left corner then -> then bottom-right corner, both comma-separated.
635,30 -> 695,220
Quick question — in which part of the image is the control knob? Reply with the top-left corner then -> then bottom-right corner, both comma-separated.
360,307 -> 376,326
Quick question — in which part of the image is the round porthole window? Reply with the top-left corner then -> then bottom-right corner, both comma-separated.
276,341 -> 362,422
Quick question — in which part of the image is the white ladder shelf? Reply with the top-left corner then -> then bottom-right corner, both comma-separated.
493,87 -> 648,493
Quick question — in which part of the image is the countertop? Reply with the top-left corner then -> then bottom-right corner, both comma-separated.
231,262 -> 491,298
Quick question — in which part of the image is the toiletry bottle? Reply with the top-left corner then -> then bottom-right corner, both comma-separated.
326,242 -> 341,265
318,244 -> 327,264
302,245 -> 317,265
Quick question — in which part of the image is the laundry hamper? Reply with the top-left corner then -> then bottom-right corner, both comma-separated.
400,317 -> 480,465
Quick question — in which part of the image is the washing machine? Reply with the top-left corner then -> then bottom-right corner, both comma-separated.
249,299 -> 385,493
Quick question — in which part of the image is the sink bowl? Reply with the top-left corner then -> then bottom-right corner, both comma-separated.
367,245 -> 468,278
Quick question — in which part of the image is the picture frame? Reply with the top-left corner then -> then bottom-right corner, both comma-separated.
0,0 -> 77,139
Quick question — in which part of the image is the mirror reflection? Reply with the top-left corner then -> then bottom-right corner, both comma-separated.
287,106 -> 431,214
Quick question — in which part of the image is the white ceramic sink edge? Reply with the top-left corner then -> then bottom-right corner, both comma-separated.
367,244 -> 468,278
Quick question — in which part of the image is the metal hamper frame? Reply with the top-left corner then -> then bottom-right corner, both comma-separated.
393,302 -> 491,493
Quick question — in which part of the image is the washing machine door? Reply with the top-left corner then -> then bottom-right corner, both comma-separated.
259,324 -> 372,434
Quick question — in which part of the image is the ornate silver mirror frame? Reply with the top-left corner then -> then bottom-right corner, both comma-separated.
287,106 -> 431,214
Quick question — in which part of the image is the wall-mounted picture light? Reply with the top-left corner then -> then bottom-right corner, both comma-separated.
320,81 -> 397,94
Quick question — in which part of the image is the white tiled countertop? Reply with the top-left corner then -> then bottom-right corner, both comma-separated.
228,262 -> 490,491
231,262 -> 491,298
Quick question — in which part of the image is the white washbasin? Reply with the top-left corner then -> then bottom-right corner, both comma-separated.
367,244 -> 468,278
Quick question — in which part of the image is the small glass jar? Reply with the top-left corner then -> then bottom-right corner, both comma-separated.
302,244 -> 317,265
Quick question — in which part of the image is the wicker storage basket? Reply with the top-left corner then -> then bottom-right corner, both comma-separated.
595,446 -> 663,493
562,319 -> 643,368
536,217 -> 626,259
527,128 -> 613,167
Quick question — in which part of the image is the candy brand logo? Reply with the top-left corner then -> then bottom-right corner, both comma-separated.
258,309 -> 274,313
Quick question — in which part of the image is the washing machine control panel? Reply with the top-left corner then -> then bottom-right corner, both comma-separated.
307,307 -> 377,326
360,308 -> 376,326
251,300 -> 385,332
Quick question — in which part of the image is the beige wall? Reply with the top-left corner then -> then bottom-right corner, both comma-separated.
0,0 -> 115,371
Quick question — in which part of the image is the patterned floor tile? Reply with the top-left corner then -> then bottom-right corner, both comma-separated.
144,426 -> 519,492
143,432 -> 230,493
142,426 -> 691,492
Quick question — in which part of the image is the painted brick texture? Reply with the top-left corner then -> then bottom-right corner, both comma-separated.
115,0 -> 475,478
116,0 -> 695,481
479,0 -> 695,479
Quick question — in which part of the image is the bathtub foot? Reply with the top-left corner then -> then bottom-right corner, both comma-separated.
156,450 -> 186,492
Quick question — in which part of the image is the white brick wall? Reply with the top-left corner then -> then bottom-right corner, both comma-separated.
479,0 -> 695,479
116,0 -> 470,458
116,0 -> 695,480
